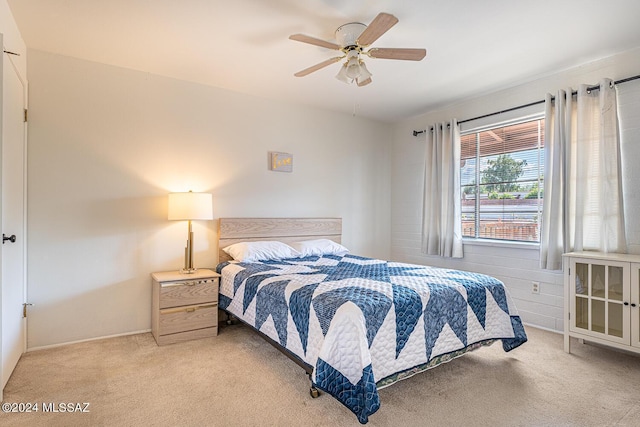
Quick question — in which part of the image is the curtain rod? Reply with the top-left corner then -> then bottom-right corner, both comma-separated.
412,74 -> 640,137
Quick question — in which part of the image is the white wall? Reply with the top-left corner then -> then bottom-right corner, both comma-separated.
391,47 -> 640,332
26,50 -> 392,349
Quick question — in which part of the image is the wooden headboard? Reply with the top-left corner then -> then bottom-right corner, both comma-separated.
218,217 -> 342,263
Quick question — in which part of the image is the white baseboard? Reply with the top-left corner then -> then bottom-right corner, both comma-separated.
27,329 -> 152,352
523,322 -> 562,335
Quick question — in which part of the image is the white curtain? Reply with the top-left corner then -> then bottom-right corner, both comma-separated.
540,78 -> 627,270
421,120 -> 463,258
539,90 -> 571,270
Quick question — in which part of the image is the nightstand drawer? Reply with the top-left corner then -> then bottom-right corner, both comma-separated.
159,278 -> 218,308
158,302 -> 218,336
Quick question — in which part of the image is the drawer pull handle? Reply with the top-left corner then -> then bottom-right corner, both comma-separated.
160,303 -> 217,315
161,280 -> 202,288
193,303 -> 216,310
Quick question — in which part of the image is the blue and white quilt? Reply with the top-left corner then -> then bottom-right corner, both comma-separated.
216,254 -> 527,424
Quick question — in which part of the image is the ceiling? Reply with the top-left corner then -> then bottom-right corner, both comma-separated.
7,0 -> 640,123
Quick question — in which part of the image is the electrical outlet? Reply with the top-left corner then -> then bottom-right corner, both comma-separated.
531,281 -> 540,294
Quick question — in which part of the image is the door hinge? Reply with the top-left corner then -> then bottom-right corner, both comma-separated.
22,303 -> 33,318
24,108 -> 28,123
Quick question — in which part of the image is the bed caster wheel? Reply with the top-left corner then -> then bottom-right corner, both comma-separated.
225,314 -> 234,325
310,386 -> 320,398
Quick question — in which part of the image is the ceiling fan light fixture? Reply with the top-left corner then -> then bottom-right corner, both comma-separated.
358,61 -> 372,80
335,63 -> 352,84
337,52 -> 372,85
343,49 -> 362,80
345,58 -> 361,79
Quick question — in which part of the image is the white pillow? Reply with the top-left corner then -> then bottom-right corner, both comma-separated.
222,241 -> 300,263
290,239 -> 349,257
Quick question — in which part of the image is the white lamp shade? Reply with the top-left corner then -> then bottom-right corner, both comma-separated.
168,192 -> 213,221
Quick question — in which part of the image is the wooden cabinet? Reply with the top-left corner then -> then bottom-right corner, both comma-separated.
563,252 -> 640,354
151,269 -> 220,345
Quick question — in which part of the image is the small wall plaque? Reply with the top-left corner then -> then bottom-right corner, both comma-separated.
269,152 -> 293,172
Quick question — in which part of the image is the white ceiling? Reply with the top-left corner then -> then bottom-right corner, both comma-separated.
7,0 -> 640,123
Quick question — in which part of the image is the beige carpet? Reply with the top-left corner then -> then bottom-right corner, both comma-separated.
1,325 -> 639,427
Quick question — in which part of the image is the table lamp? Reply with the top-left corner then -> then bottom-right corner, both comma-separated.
168,191 -> 213,273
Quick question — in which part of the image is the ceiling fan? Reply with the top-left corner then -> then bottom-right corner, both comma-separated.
289,12 -> 426,87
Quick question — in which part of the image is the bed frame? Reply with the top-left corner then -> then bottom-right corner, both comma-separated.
217,217 -> 342,397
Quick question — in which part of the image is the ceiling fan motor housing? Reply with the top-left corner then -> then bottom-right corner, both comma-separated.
335,22 -> 366,48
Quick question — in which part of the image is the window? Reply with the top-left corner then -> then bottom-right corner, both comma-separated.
460,117 -> 545,243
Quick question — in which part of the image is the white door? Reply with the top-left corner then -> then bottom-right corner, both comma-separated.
1,46 -> 27,392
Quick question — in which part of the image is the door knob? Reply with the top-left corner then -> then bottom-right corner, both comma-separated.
2,234 -> 16,244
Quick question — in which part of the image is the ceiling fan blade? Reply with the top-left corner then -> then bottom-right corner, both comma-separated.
357,77 -> 372,87
368,48 -> 426,61
356,12 -> 399,47
289,34 -> 341,50
294,56 -> 343,77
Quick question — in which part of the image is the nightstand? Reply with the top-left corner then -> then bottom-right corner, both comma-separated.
151,269 -> 220,345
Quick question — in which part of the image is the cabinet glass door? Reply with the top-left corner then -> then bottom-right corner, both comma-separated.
571,259 -> 628,343
607,265 -> 624,338
574,263 -> 589,331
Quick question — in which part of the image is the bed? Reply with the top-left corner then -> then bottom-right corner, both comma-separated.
216,218 -> 527,424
